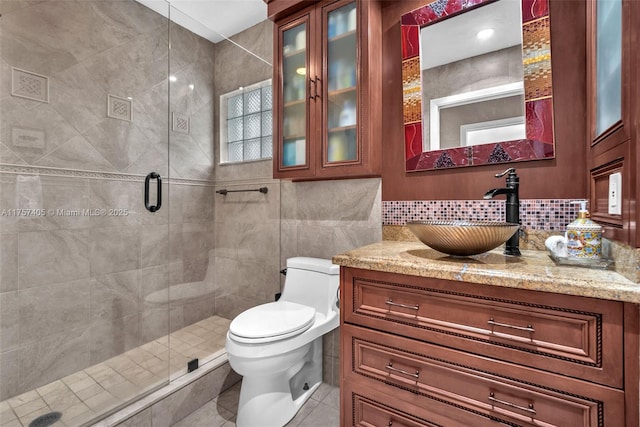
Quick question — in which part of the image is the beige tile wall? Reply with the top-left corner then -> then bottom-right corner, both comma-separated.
0,173 -> 216,400
211,177 -> 382,386
280,178 -> 383,262
210,20 -> 278,319
213,20 -> 274,184
280,178 -> 383,385
0,0 -> 217,401
212,181 -> 281,320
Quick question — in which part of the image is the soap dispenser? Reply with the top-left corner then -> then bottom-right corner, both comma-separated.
565,201 -> 602,259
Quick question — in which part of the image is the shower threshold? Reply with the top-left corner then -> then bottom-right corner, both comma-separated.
0,316 -> 231,427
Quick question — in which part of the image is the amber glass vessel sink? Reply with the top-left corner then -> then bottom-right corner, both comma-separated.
407,221 -> 520,256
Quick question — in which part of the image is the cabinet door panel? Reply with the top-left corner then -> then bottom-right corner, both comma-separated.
275,13 -> 314,177
594,0 -> 622,137
354,394 -> 439,427
343,379 -> 494,427
323,1 -> 359,166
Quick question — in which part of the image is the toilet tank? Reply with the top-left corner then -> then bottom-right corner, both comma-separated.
280,257 -> 340,316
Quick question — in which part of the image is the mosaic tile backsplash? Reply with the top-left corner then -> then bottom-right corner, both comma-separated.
383,199 -> 588,231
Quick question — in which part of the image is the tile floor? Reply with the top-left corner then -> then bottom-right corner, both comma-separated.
174,382 -> 340,427
0,316 -> 231,427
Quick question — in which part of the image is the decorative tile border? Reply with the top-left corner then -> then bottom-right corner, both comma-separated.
383,199 -> 587,231
0,164 -> 215,186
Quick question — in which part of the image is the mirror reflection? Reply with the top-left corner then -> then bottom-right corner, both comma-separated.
402,0 -> 555,171
421,0 -> 524,151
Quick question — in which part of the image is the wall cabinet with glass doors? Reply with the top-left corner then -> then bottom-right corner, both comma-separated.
586,0 -> 639,246
268,0 -> 382,180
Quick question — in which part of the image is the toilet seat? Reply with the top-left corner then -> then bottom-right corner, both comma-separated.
229,301 -> 316,344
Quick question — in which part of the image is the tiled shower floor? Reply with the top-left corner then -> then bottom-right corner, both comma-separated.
0,316 -> 231,427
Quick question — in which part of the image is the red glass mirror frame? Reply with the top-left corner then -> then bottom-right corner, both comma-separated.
402,0 -> 555,172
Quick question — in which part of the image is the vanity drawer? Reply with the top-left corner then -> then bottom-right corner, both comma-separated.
343,324 -> 625,427
343,382 -> 493,427
351,393 -> 439,427
342,267 -> 624,388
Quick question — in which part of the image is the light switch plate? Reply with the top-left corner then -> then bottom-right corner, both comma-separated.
608,172 -> 622,215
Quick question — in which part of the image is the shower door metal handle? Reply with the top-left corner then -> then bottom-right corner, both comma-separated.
144,172 -> 162,212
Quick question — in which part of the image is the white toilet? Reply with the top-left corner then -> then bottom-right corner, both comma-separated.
225,257 -> 340,427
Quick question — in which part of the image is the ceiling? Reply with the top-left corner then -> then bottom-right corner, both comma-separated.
420,0 -> 522,70
136,0 -> 268,43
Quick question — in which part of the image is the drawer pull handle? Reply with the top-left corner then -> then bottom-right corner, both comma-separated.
385,299 -> 419,311
488,392 -> 536,415
385,362 -> 420,379
488,318 -> 535,334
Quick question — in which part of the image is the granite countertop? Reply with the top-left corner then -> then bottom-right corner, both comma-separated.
332,240 -> 640,304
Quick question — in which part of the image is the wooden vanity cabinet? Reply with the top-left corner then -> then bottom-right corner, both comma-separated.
267,0 -> 382,181
340,267 -> 638,426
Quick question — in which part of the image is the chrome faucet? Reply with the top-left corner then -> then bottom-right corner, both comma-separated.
484,167 -> 521,256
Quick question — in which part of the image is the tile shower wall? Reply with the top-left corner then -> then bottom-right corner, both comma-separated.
0,174 -> 216,401
169,22 -> 217,181
0,0 -> 216,400
211,20 -> 279,320
382,199 -> 587,231
213,20 -> 274,184
212,182 -> 281,320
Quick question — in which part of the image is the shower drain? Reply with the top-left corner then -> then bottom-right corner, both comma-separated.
28,412 -> 62,427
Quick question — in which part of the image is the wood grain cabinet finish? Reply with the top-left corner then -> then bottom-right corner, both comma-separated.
268,0 -> 382,181
340,267 -> 632,426
346,386 -> 472,427
343,268 -> 624,388
343,325 -> 624,427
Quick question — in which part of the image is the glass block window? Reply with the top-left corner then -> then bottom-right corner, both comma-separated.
220,79 -> 273,163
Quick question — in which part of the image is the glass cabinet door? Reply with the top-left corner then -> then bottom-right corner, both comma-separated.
325,2 -> 358,164
595,0 -> 622,137
281,22 -> 308,168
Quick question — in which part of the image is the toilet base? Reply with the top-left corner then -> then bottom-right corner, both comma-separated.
236,337 -> 322,427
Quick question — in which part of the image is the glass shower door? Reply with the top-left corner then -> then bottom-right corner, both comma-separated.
0,1 -> 171,425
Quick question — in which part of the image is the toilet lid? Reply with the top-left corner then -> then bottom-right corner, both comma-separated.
229,301 -> 315,343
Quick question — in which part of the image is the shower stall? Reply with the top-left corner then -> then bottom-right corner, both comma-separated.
0,1 -> 275,425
